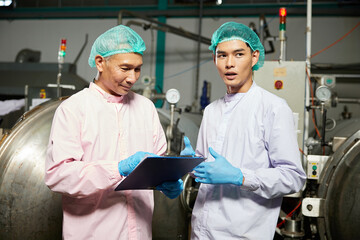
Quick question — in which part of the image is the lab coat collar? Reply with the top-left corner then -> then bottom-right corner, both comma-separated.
89,82 -> 124,103
224,82 -> 257,103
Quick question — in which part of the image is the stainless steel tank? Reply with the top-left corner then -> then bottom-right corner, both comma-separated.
315,129 -> 360,240
0,99 -> 63,239
304,118 -> 360,240
0,98 -> 202,240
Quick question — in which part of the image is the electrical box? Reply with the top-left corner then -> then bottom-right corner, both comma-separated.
254,61 -> 306,150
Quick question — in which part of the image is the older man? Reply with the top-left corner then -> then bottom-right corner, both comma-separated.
45,25 -> 183,240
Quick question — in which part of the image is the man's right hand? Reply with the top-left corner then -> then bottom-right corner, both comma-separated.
118,151 -> 156,176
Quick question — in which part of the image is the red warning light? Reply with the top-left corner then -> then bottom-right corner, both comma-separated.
279,7 -> 287,30
58,38 -> 67,62
279,8 -> 287,17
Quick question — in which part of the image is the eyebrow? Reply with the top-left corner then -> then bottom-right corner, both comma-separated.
216,48 -> 246,54
120,63 -> 143,68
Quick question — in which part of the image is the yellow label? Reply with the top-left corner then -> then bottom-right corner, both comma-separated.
40,89 -> 46,99
274,68 -> 287,77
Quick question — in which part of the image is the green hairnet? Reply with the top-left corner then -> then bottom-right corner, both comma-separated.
209,22 -> 265,71
88,25 -> 146,68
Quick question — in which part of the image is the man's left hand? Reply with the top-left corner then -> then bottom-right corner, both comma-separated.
156,179 -> 184,199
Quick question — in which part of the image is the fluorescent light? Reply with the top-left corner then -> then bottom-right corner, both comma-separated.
0,0 -> 12,7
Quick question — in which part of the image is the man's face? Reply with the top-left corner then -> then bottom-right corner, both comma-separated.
96,52 -> 143,96
214,39 -> 259,94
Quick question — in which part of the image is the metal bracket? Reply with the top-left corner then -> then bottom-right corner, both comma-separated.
302,197 -> 324,217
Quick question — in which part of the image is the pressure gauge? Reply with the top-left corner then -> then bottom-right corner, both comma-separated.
165,88 -> 180,104
315,85 -> 332,102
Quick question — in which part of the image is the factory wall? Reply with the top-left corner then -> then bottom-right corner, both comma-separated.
0,17 -> 359,116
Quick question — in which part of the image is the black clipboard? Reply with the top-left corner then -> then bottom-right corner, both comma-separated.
115,156 -> 205,191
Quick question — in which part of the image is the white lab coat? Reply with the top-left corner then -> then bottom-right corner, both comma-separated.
191,82 -> 306,240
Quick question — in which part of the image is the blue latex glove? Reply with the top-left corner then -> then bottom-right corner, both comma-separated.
156,179 -> 184,199
180,136 -> 195,156
193,147 -> 244,186
118,151 -> 156,176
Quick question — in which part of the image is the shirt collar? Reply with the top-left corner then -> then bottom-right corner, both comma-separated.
224,81 -> 256,102
90,82 -> 124,103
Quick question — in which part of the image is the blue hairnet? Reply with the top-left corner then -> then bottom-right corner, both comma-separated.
88,25 -> 146,68
209,22 -> 265,71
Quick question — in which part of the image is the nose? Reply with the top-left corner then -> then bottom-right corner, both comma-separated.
225,55 -> 235,69
126,70 -> 139,84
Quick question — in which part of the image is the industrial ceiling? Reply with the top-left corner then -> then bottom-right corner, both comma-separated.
0,0 -> 359,19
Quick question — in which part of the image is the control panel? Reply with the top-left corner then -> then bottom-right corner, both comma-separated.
306,155 -> 329,181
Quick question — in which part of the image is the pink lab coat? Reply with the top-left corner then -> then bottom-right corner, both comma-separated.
45,82 -> 167,240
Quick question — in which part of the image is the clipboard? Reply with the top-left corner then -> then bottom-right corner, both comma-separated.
115,156 -> 205,191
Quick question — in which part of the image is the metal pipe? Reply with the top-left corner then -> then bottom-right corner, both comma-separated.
337,97 -> 360,104
56,66 -> 62,97
259,15 -> 275,54
72,34 -> 88,66
304,0 -> 312,165
321,104 -> 327,147
69,34 -> 88,73
118,10 -> 211,45
126,20 -> 165,32
166,104 -> 175,155
259,15 -> 264,44
24,85 -> 29,111
193,0 -> 203,111
306,0 -> 312,83
279,36 -> 286,62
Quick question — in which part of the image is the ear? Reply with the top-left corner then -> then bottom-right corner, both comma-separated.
213,53 -> 216,64
95,55 -> 105,72
251,50 -> 260,68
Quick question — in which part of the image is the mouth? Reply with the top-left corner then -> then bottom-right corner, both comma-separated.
224,72 -> 237,80
120,85 -> 132,91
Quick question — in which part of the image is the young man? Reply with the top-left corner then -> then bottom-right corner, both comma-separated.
45,25 -> 183,240
182,22 -> 306,239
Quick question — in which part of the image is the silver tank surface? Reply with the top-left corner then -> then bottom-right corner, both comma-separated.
0,98 -> 201,240
0,99 -> 63,239
305,119 -> 360,239
325,118 -> 360,140
316,129 -> 360,240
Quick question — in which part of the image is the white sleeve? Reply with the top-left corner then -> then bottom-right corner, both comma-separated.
241,101 -> 306,199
